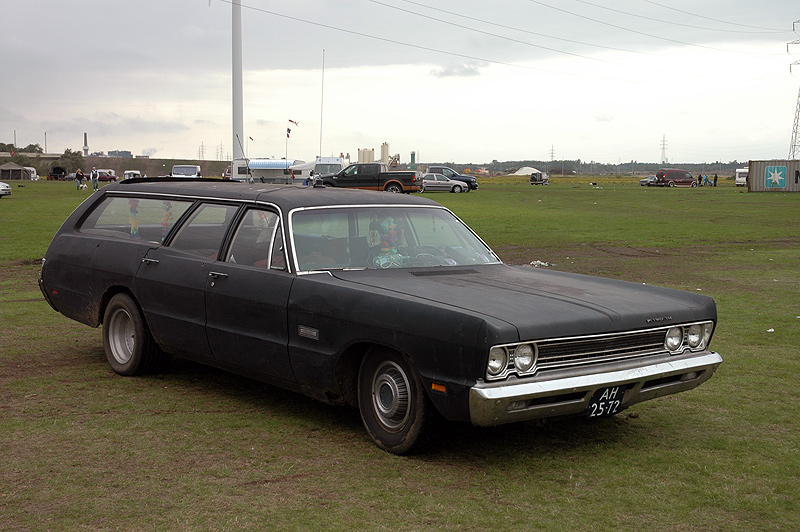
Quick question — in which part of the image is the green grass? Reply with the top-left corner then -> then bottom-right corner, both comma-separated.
1,178 -> 799,531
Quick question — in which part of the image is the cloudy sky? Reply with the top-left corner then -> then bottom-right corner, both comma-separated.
3,0 -> 799,165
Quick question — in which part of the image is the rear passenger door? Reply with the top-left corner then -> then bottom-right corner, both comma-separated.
204,207 -> 295,382
135,202 -> 239,359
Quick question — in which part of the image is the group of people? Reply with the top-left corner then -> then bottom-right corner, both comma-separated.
698,173 -> 718,187
75,167 -> 100,191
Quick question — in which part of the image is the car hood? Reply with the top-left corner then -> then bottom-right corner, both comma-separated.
331,264 -> 715,340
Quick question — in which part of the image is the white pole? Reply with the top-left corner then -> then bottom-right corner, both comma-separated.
319,49 -> 325,158
232,0 -> 244,165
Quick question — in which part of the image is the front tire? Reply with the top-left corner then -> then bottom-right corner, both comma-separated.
358,348 -> 431,454
103,293 -> 167,376
452,184 -> 463,193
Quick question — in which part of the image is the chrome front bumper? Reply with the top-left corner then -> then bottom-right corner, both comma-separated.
469,352 -> 723,426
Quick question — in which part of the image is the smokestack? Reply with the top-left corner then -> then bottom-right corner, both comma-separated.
83,133 -> 89,156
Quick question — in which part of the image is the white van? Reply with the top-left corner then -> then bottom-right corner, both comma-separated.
171,165 -> 202,178
123,170 -> 142,180
735,168 -> 748,187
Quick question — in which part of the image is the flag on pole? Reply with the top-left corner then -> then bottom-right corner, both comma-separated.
289,119 -> 299,126
287,128 -> 291,138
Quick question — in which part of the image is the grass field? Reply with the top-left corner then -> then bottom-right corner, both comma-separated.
1,178 -> 799,531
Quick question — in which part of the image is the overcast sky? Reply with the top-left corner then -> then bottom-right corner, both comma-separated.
3,0 -> 799,165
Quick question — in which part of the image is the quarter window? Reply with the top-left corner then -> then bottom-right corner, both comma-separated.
79,197 -> 192,243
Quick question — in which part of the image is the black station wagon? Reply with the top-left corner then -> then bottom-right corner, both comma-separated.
39,179 -> 723,454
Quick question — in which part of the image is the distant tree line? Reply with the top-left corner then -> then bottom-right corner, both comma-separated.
441,159 -> 750,176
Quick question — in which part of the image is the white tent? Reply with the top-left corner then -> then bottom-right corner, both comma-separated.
512,166 -> 542,176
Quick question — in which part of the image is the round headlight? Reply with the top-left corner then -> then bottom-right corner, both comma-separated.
514,344 -> 535,372
487,347 -> 508,376
687,324 -> 704,348
665,327 -> 684,352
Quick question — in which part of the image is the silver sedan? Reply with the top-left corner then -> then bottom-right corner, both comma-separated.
421,173 -> 467,193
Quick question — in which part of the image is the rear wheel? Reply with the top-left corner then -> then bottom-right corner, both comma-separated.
103,293 -> 167,375
385,183 -> 403,193
358,348 -> 431,454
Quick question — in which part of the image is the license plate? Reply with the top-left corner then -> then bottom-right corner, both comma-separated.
587,386 -> 625,418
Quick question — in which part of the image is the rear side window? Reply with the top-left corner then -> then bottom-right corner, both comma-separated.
79,197 -> 192,243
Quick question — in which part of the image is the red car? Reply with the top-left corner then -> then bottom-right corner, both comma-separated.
655,168 -> 697,187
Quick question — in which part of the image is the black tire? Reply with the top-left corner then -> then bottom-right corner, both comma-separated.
385,183 -> 403,193
103,293 -> 167,376
668,181 -> 675,187
358,348 -> 431,454
691,182 -> 697,188
451,184 -> 463,193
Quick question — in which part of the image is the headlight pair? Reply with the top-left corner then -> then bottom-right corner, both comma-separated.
665,322 -> 713,354
487,343 -> 537,379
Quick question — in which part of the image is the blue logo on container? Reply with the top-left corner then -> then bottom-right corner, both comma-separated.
764,166 -> 786,188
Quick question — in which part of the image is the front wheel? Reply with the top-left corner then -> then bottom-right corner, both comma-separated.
451,184 -> 463,193
103,293 -> 167,376
668,181 -> 675,187
358,349 -> 431,454
384,183 -> 403,193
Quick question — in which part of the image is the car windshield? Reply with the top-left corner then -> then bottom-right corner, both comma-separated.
290,206 -> 501,271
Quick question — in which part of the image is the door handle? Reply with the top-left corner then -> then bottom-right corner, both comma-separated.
209,271 -> 228,279
141,258 -> 159,265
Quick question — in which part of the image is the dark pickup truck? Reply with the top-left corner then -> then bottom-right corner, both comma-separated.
320,162 -> 421,193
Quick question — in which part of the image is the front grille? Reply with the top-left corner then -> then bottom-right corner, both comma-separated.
536,330 -> 666,370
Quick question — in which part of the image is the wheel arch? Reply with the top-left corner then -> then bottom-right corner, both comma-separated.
330,341 -> 427,408
383,180 -> 404,193
97,285 -> 138,326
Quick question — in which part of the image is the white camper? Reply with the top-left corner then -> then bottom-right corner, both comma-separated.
735,168 -> 748,187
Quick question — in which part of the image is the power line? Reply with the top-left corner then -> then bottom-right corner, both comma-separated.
573,0 -> 788,34
525,0 -> 778,55
394,0 -> 665,57
638,0 -> 788,32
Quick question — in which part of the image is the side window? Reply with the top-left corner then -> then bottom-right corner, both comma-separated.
226,208 -> 284,269
170,203 -> 238,258
79,196 -> 192,243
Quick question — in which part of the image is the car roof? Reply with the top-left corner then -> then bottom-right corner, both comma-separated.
109,178 -> 439,211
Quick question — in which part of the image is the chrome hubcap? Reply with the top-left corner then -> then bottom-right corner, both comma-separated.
371,361 -> 410,432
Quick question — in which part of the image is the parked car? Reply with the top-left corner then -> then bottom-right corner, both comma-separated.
64,173 -> 77,181
421,173 -> 467,193
638,175 -> 657,186
39,180 -> 722,454
0,181 -> 11,198
426,166 -> 478,191
530,172 -> 549,185
171,165 -> 202,178
655,168 -> 696,187
97,169 -> 117,182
